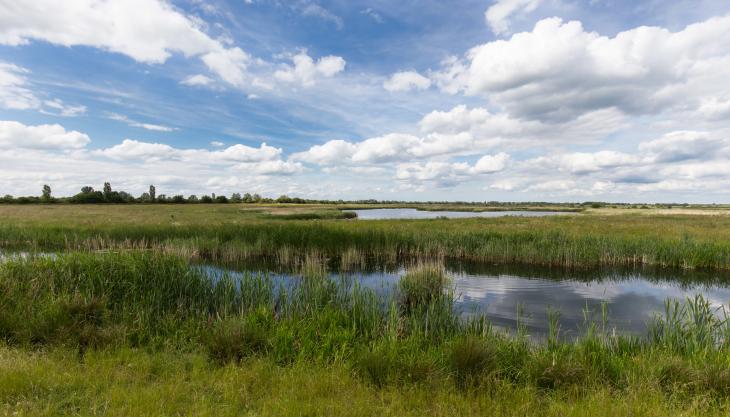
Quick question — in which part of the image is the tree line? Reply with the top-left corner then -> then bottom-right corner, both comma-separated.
0,183 -> 701,208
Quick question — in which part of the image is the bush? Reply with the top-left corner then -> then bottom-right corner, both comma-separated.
449,337 -> 496,388
204,319 -> 268,364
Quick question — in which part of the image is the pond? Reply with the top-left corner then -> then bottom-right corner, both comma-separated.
204,262 -> 730,338
351,208 -> 572,219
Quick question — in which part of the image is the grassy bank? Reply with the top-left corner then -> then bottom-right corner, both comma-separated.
1,204 -> 730,270
1,252 -> 729,415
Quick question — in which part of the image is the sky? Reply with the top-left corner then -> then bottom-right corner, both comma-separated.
1,0 -> 730,202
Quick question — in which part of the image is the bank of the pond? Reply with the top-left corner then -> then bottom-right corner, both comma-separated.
1,251 -> 730,413
2,346 -> 729,417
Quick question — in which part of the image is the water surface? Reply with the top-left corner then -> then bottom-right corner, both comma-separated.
205,262 -> 730,338
352,208 -> 571,220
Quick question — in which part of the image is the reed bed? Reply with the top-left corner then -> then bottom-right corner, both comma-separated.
1,251 -> 729,404
2,212 -> 730,270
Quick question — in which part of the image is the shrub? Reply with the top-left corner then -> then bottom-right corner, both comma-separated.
204,319 -> 268,364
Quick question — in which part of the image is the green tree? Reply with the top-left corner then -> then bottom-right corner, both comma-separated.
103,182 -> 112,200
41,184 -> 52,201
149,185 -> 156,202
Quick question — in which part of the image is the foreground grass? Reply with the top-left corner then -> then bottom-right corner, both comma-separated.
1,204 -> 730,269
2,347 -> 728,417
1,252 -> 730,415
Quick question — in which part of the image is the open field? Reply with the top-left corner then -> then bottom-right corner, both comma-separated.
1,204 -> 730,269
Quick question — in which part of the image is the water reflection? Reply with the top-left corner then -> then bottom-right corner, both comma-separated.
203,262 -> 730,338
352,208 -> 572,220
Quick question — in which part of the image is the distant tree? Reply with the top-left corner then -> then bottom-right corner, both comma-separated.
252,193 -> 261,203
230,193 -> 242,203
242,193 -> 253,203
200,195 -> 213,203
139,192 -> 151,202
103,182 -> 112,200
187,195 -> 199,203
41,184 -> 52,202
276,195 -> 291,203
149,185 -> 156,202
81,186 -> 94,193
215,195 -> 229,204
1,195 -> 14,203
171,195 -> 186,204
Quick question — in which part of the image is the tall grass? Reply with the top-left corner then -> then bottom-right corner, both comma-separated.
2,251 -> 730,399
1,208 -> 730,270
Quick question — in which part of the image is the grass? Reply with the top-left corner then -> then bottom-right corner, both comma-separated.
1,204 -> 730,270
1,252 -> 730,415
1,203 -> 730,414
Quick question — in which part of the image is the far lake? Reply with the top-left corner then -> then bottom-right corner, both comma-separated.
351,208 -> 572,219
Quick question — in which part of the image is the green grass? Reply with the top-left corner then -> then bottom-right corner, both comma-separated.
1,204 -> 730,270
1,252 -> 730,415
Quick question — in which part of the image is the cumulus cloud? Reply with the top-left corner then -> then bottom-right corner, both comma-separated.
0,0 -> 251,87
396,153 -> 509,188
97,139 -> 282,164
0,120 -> 90,150
638,131 -> 729,163
274,51 -> 346,87
291,139 -> 356,165
485,0 -> 543,35
383,71 -> 431,92
532,151 -> 640,175
433,16 -> 730,123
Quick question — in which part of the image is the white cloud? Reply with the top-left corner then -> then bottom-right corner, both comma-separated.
0,63 -> 40,110
485,0 -> 543,35
210,141 -> 225,147
638,131 -> 729,163
361,8 -> 383,23
97,139 -> 282,164
396,153 -> 510,188
274,51 -> 346,87
181,74 -> 215,86
0,0 -> 251,87
291,139 -> 356,165
433,16 -> 730,123
42,99 -> 87,117
383,71 -> 431,92
296,1 -> 344,29
0,120 -> 90,150
106,113 -> 177,132
533,151 -> 640,175
473,152 -> 510,173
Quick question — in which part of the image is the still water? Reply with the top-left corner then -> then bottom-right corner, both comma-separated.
352,208 -> 571,220
204,262 -> 730,338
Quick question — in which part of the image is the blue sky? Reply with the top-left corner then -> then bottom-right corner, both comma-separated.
1,0 -> 730,202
